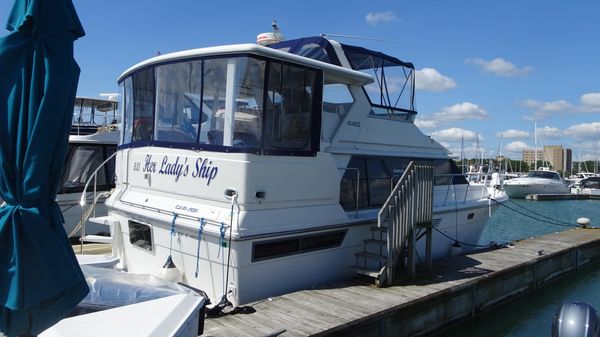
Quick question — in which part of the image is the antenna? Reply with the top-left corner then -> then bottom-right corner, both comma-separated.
256,20 -> 284,46
320,33 -> 396,43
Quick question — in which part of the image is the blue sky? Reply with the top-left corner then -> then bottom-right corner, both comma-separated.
2,0 -> 599,162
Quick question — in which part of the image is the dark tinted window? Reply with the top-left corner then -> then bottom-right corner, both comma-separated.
252,230 -> 346,262
367,158 -> 391,207
340,156 -> 368,210
129,221 -> 153,251
264,62 -> 318,153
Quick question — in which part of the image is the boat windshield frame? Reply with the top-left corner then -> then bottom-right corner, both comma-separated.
118,53 -> 323,157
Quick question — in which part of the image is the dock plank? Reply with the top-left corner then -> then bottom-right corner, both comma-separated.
203,228 -> 600,337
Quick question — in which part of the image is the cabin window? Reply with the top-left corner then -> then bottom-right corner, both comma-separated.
263,62 -> 317,154
340,156 -> 467,211
434,160 -> 468,185
128,220 -> 153,252
155,61 -> 202,143
132,68 -> 155,141
119,55 -> 322,156
122,77 -> 134,144
60,144 -> 116,194
252,230 -> 347,262
200,57 -> 265,149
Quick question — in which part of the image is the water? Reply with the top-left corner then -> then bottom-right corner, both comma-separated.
439,198 -> 600,337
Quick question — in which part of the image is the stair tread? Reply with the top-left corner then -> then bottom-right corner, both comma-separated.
351,266 -> 382,278
370,226 -> 388,233
355,251 -> 388,261
88,215 -> 118,225
364,238 -> 387,246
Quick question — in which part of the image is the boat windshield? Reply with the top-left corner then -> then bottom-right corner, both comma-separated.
119,55 -> 323,156
526,171 -> 560,180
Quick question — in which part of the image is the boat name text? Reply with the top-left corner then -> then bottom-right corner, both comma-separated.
135,154 -> 218,185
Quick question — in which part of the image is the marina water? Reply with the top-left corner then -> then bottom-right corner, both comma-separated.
440,198 -> 600,337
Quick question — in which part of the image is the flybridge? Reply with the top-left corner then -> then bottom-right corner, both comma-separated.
269,36 -> 417,119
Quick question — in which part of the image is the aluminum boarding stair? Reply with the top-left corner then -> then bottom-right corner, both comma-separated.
352,226 -> 389,287
350,161 -> 434,287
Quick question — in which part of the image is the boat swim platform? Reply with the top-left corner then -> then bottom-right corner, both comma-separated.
203,227 -> 600,337
525,193 -> 600,200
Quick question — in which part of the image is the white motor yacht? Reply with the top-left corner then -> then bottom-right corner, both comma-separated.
0,97 -> 118,238
87,34 -> 507,307
503,168 -> 570,198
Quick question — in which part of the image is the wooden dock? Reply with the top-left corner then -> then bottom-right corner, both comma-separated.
203,227 -> 600,337
526,193 -> 600,200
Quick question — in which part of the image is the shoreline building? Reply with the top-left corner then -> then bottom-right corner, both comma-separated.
522,145 -> 572,173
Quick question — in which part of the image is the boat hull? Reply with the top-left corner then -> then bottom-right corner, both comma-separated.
106,197 -> 500,306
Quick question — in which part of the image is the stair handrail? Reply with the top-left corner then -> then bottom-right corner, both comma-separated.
377,160 -> 434,286
78,151 -> 118,250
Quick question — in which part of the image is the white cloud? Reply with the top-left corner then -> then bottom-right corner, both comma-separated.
496,129 -> 530,139
465,57 -> 532,77
564,122 -> 600,139
536,126 -> 562,139
434,102 -> 489,120
519,99 -> 574,121
365,11 -> 399,26
504,141 -> 531,154
414,117 -> 438,129
430,127 -> 482,142
415,68 -> 457,92
578,92 -> 600,112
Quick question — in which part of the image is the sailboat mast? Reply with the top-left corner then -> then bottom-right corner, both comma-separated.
534,122 -> 538,171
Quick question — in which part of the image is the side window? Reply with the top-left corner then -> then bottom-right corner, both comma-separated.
340,156 -> 367,210
122,77 -> 134,144
434,159 -> 467,185
132,68 -> 155,141
264,62 -> 317,153
367,158 -> 391,207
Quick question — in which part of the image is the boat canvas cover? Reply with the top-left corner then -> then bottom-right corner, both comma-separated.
269,36 -> 414,70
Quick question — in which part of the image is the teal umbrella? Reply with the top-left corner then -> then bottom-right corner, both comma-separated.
0,0 -> 89,335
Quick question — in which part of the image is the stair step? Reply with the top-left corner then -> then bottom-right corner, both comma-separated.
355,251 -> 387,261
81,235 -> 113,244
370,226 -> 388,233
352,266 -> 382,278
364,238 -> 387,247
88,215 -> 119,226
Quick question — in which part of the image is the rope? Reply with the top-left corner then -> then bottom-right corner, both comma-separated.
432,226 -> 490,248
195,218 -> 206,278
490,198 -> 577,228
169,213 -> 178,256
217,222 -> 226,258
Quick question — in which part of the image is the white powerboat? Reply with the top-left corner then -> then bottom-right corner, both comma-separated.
84,33 -> 507,308
503,168 -> 570,198
572,176 -> 600,196
61,97 -> 119,237
0,97 -> 118,238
